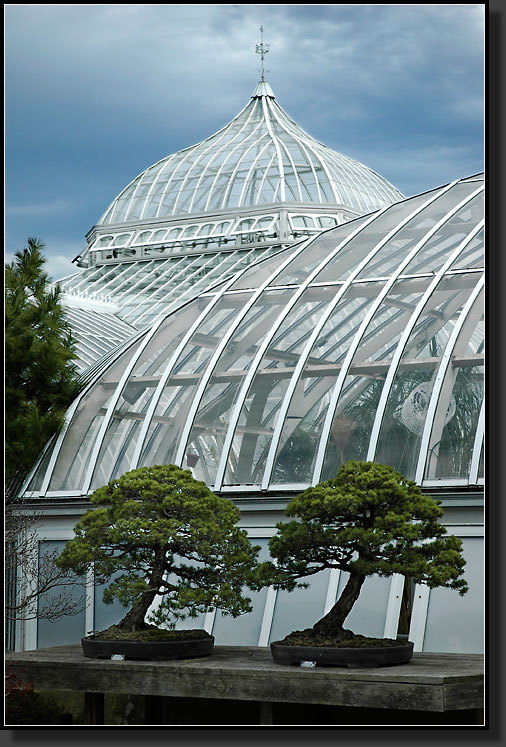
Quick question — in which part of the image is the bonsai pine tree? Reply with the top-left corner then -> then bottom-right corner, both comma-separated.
57,465 -> 260,634
256,460 -> 468,641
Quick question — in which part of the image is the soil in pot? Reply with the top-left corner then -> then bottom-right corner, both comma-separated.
270,628 -> 414,668
81,624 -> 214,661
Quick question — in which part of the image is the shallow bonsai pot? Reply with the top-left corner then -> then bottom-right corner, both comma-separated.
270,640 -> 414,668
81,635 -> 214,661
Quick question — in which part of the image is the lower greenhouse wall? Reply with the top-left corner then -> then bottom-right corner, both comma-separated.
14,501 -> 484,656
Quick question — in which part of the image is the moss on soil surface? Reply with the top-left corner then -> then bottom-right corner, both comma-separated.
277,628 -> 410,648
86,625 -> 212,642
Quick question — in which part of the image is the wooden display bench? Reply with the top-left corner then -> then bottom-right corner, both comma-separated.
5,645 -> 484,726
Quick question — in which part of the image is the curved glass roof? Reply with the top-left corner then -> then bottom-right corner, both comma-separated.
98,81 -> 403,225
60,242 -> 282,330
60,305 -> 136,373
25,174 -> 483,498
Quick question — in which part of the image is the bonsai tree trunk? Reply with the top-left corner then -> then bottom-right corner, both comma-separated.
312,572 -> 365,637
116,547 -> 166,632
115,589 -> 159,632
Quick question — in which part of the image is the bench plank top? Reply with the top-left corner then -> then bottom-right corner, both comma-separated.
5,645 -> 484,713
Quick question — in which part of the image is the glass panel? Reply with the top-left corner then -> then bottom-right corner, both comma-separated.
448,227 -> 484,271
316,216 -> 337,228
425,365 -> 483,481
37,541 -> 86,647
255,216 -> 275,229
89,301 -> 210,488
224,290 -> 328,485
185,288 -> 290,485
138,293 -> 254,469
133,231 -> 153,245
95,235 -> 114,248
282,195 -> 432,289
235,218 -> 255,231
112,233 -> 131,247
402,192 -> 484,277
269,568 -> 331,643
47,341 -> 141,492
290,215 -> 314,229
423,306 -> 484,481
151,229 -> 167,242
26,438 -> 57,492
478,442 -> 484,479
373,386 -> 432,482
182,225 -> 199,238
166,228 -> 182,240
112,188 -> 136,223
422,537 -> 483,653
213,222 -> 231,235
211,538 -> 271,646
91,419 -> 145,490
230,246 -> 294,292
271,283 -> 381,485
353,187 -> 475,282
321,282 -> 428,480
114,257 -> 203,326
142,177 -> 170,219
373,277 -> 472,480
278,218 -> 374,287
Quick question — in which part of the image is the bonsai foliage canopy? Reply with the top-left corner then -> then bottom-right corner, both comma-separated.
256,460 -> 468,637
57,465 -> 260,632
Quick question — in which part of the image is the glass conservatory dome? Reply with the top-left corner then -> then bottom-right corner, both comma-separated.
60,77 -> 404,369
99,80 -> 403,225
26,174 -> 483,499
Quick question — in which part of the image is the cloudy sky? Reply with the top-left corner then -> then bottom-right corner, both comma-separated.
5,4 -> 485,281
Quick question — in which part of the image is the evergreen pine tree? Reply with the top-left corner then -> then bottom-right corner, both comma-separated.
5,237 -> 81,488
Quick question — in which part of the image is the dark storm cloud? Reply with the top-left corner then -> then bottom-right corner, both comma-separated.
5,4 -> 484,279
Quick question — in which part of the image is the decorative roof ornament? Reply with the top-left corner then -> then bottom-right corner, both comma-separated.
93,30 -> 404,224
255,25 -> 270,82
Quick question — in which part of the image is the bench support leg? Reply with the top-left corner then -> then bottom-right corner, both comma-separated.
260,701 -> 273,725
145,695 -> 165,725
85,692 -> 104,725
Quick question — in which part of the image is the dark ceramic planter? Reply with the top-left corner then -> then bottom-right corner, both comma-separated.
81,635 -> 214,661
270,640 -> 414,668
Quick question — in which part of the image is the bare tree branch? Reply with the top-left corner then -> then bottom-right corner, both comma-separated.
5,497 -> 87,623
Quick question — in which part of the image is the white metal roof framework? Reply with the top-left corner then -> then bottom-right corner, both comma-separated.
61,306 -> 137,373
24,175 -> 484,498
97,79 -> 403,227
59,80 -> 403,367
60,242 -> 282,330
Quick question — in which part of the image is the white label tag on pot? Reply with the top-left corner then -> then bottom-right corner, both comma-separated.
300,660 -> 316,668
110,654 -> 125,660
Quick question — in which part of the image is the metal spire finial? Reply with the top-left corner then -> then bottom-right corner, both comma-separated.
255,25 -> 270,81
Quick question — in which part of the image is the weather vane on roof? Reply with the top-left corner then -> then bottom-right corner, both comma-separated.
255,26 -> 270,81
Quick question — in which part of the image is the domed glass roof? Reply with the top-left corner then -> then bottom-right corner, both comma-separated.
98,80 -> 403,225
25,174 -> 483,499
